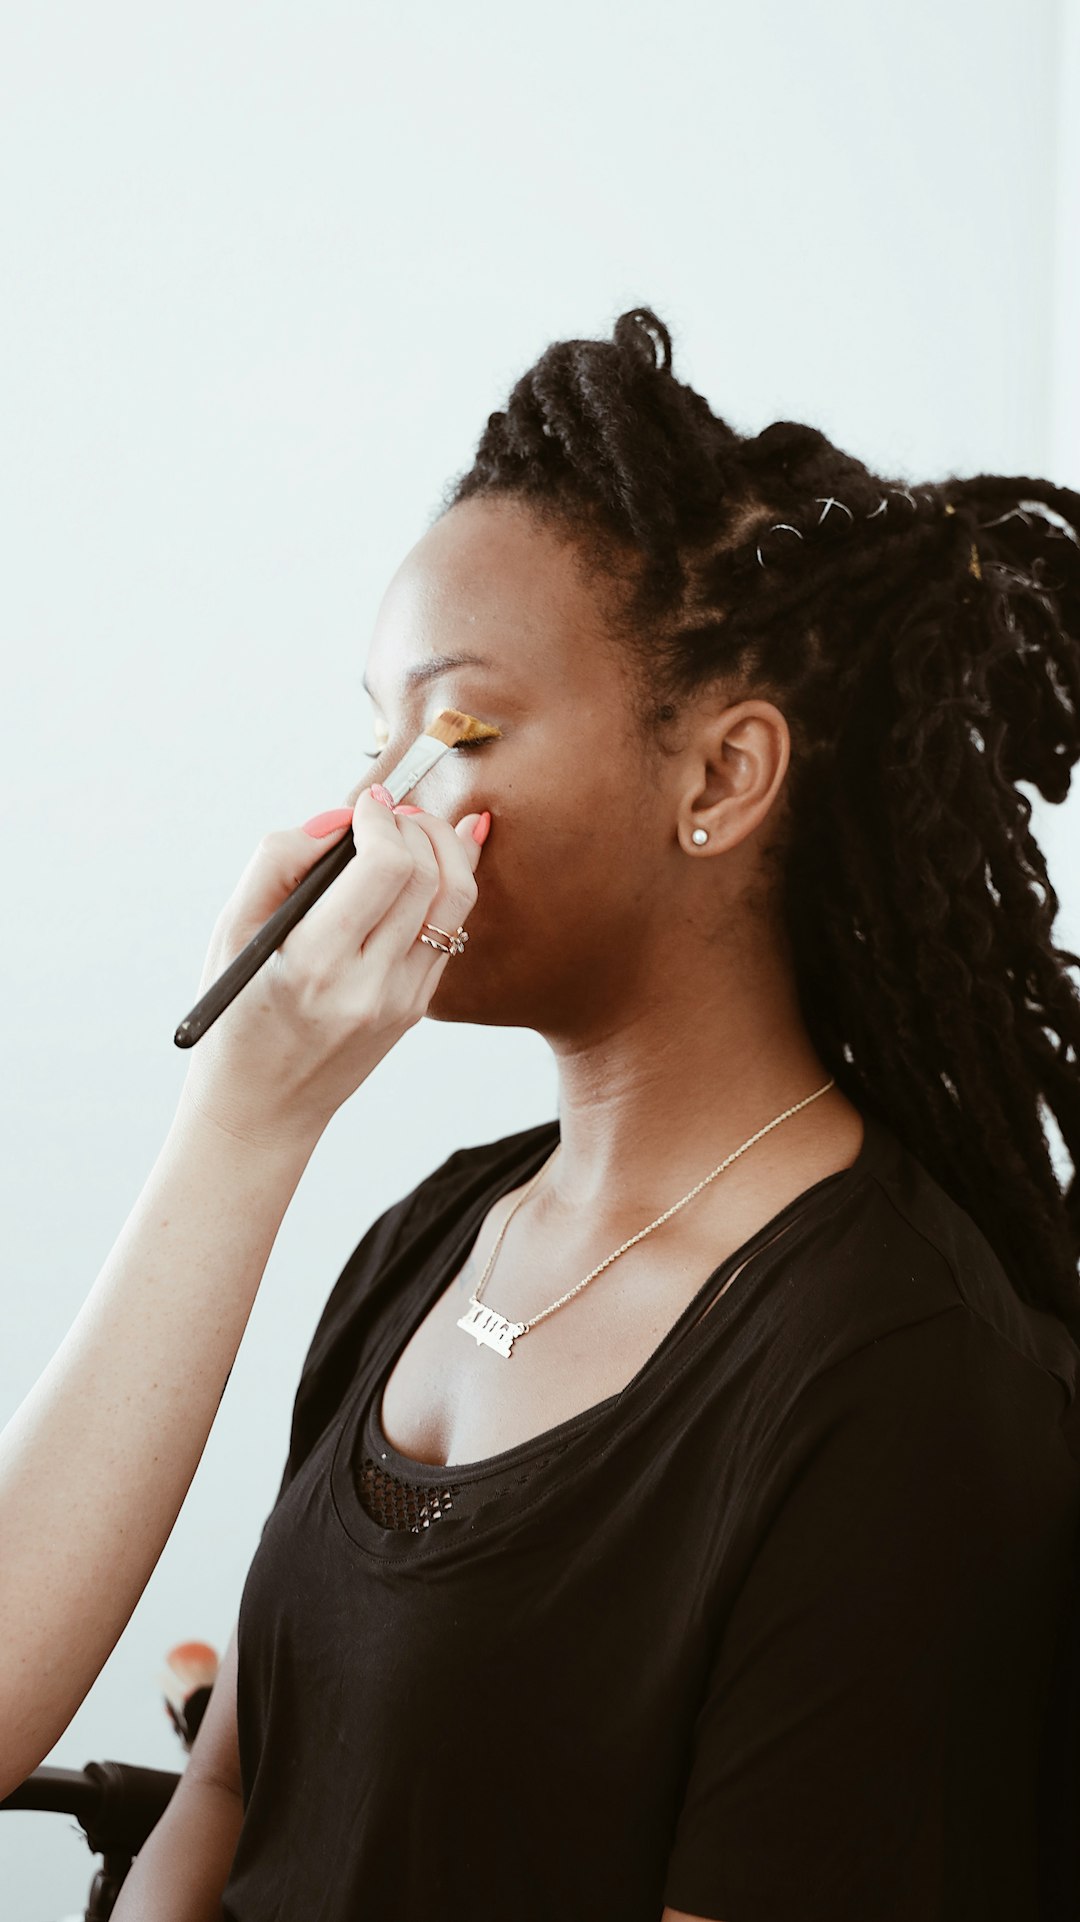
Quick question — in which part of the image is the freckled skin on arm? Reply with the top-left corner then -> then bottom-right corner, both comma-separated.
0,1106 -> 317,1801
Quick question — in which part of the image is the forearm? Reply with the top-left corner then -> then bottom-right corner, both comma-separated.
112,1774 -> 244,1920
0,1096 -> 316,1795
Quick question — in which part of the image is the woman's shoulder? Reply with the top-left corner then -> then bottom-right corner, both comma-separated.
783,1109 -> 1080,1438
405,1114 -> 561,1216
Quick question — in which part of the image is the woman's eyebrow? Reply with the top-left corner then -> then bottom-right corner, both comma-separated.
361,651 -> 492,702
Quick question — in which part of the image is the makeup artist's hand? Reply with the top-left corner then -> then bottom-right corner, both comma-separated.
177,787 -> 490,1152
0,788 -> 488,1801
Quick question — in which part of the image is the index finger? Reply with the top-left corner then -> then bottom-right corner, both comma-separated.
390,802 -> 483,900
279,784 -> 416,966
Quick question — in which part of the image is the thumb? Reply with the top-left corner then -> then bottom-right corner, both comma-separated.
219,808 -> 355,950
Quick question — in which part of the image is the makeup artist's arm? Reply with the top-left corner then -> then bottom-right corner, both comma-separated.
111,1621 -> 244,1920
0,1103 -> 317,1801
0,789 -> 486,1797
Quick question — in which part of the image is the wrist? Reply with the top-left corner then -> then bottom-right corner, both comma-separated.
173,1085 -> 326,1164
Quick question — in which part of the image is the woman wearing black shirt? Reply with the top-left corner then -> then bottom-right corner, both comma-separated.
117,307 -> 1080,1921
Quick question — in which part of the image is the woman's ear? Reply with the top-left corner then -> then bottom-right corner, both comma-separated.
686,699 -> 791,852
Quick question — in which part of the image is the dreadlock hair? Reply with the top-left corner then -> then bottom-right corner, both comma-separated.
434,305 -> 1080,1347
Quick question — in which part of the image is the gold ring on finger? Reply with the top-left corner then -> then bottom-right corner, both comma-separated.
417,923 -> 469,957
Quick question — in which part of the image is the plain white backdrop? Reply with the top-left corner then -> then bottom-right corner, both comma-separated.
1,3 -> 1078,1914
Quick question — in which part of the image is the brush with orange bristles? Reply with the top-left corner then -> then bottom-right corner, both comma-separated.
161,1641 -> 220,1750
173,708 -> 500,1049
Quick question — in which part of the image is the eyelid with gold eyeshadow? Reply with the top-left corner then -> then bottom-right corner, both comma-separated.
361,734 -> 493,762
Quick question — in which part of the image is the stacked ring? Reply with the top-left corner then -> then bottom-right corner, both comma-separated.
418,924 -> 469,957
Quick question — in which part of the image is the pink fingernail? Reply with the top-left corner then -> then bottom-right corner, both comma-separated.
472,811 -> 492,846
392,804 -> 423,815
367,784 -> 395,809
302,807 -> 355,838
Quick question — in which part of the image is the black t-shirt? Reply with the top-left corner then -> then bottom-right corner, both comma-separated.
222,1107 -> 1080,1921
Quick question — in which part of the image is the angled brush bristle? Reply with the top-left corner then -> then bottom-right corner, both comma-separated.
425,707 -> 502,746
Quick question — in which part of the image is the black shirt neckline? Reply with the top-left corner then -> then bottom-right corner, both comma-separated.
330,1104 -> 896,1560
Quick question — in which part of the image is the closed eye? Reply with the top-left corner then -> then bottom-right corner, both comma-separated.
361,735 -> 493,760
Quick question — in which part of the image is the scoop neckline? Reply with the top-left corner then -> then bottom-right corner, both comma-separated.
366,1346 -> 618,1485
330,1103 -> 894,1559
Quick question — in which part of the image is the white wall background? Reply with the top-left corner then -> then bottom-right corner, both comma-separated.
1,2 -> 1077,1914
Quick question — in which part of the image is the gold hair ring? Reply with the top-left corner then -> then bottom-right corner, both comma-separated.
944,500 -> 981,577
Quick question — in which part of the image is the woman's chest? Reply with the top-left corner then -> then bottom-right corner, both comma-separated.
380,1116 -> 865,1470
379,1197 -> 786,1470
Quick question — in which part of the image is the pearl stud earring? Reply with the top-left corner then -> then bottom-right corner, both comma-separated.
691,828 -> 709,846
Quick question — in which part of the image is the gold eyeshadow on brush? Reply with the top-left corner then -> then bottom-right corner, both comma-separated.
173,708 -> 501,1050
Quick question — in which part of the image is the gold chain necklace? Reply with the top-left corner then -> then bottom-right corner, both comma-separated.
455,1078 -> 837,1359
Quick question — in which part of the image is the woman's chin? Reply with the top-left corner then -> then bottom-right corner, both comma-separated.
422,967 -> 484,1024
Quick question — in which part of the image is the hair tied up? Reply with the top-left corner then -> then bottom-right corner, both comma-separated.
440,310 -> 1080,1345
612,308 -> 673,377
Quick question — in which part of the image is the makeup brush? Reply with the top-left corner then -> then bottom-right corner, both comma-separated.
160,1640 -> 220,1750
173,708 -> 501,1049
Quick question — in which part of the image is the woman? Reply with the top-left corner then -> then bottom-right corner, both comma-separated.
116,308 -> 1080,1920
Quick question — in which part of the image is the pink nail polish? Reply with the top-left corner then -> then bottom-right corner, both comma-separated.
392,804 -> 423,815
367,784 -> 394,809
302,807 -> 355,838
472,811 -> 492,846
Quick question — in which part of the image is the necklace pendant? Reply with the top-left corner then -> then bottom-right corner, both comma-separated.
456,1298 -> 527,1359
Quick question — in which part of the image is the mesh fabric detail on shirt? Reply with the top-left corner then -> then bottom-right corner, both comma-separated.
357,1458 -> 464,1532
357,1383 -> 572,1532
356,1447 -> 566,1531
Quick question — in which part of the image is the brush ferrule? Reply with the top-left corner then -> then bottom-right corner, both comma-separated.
381,734 -> 454,805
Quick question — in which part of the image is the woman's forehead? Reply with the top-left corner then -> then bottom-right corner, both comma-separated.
367,497 -> 619,692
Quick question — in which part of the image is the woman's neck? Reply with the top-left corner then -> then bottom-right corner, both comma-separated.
541,957 -> 848,1228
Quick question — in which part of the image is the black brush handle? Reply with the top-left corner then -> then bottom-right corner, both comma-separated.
173,831 -> 356,1049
